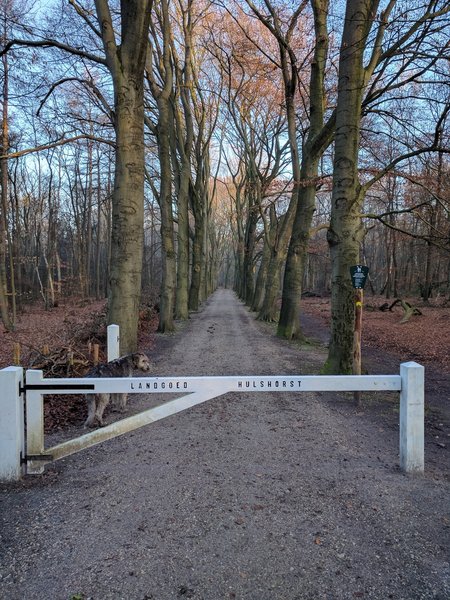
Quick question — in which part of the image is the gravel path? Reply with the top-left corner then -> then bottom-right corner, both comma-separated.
1,289 -> 449,600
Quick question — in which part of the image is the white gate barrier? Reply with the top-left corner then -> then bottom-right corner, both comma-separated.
0,361 -> 424,481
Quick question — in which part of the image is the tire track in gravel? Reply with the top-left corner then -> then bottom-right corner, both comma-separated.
1,289 -> 449,600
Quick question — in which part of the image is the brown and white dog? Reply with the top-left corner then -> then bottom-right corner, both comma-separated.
84,352 -> 151,428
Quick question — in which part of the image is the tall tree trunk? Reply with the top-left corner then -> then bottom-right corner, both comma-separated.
85,136 -> 94,297
157,97 -> 176,332
175,160 -> 190,319
189,126 -> 211,310
278,0 -> 330,339
252,211 -> 275,313
173,4 -> 194,320
189,187 -> 204,311
258,251 -> 284,322
277,158 -> 319,337
0,44 -> 12,330
95,0 -> 153,352
95,153 -> 102,299
325,0 -> 377,374
108,81 -> 146,348
243,202 -> 258,305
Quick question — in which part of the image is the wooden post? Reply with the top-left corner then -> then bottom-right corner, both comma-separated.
0,366 -> 24,481
107,324 -> 120,362
353,288 -> 363,404
93,344 -> 99,365
400,362 -> 424,473
13,342 -> 20,365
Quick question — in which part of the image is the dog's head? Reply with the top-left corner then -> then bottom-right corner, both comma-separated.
132,352 -> 151,372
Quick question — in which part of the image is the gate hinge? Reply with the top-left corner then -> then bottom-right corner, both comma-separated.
21,454 -> 54,464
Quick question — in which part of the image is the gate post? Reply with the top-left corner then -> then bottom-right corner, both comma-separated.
107,324 -> 120,362
25,369 -> 46,475
400,362 -> 424,473
0,367 -> 24,481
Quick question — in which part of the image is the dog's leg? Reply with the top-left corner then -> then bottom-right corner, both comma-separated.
84,395 -> 97,428
112,393 -> 128,413
94,393 -> 110,426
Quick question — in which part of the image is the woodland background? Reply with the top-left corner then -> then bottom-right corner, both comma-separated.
0,0 -> 449,373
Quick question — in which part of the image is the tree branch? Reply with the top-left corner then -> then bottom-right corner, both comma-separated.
0,38 -> 106,65
68,0 -> 102,38
0,134 -> 115,159
36,77 -> 113,122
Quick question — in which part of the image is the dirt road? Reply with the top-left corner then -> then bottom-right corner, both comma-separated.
1,289 -> 449,599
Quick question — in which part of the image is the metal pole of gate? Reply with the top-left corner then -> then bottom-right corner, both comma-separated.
0,366 -> 24,481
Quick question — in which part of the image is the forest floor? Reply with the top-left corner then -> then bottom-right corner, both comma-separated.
0,289 -> 449,599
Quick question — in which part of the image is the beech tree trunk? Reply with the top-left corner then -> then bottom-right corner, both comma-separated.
172,2 -> 194,320
325,0 -> 377,373
277,158 -> 319,337
278,0 -> 330,339
243,200 -> 258,305
157,96 -> 176,332
189,185 -> 205,312
96,0 -> 152,352
252,205 -> 277,312
0,39 -> 12,330
108,82 -> 146,348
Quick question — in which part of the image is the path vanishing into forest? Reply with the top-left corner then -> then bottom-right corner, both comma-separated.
1,289 -> 449,600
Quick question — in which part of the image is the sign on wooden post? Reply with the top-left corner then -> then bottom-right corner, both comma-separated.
350,265 -> 369,289
350,265 -> 369,404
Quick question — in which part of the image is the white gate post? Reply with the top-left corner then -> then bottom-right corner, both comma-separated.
0,366 -> 24,481
107,324 -> 120,362
25,369 -> 46,475
400,362 -> 424,473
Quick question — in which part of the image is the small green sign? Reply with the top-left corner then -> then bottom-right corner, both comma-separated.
350,265 -> 369,289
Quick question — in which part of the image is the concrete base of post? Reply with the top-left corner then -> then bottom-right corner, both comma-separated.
400,361 -> 425,473
0,367 -> 24,481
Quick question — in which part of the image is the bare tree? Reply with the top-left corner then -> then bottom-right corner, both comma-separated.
1,0 -> 153,351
